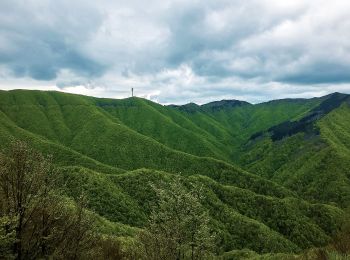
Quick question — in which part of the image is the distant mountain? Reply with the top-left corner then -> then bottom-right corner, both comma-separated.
169,99 -> 251,112
0,89 -> 348,255
250,92 -> 350,141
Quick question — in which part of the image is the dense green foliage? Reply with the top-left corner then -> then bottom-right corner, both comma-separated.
0,141 -> 134,259
0,89 -> 349,258
136,178 -> 215,259
240,102 -> 350,208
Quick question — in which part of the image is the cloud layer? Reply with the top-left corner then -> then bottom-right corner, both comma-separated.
1,0 -> 350,104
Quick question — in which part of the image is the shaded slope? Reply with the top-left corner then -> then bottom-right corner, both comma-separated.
252,93 -> 349,141
240,98 -> 350,207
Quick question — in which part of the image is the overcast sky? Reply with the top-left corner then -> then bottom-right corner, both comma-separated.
1,0 -> 350,104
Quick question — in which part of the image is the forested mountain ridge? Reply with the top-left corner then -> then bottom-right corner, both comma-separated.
239,93 -> 350,208
0,89 -> 349,259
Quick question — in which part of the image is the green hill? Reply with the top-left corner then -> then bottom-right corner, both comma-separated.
0,89 -> 349,256
240,93 -> 350,207
58,167 -> 343,254
168,97 -> 321,160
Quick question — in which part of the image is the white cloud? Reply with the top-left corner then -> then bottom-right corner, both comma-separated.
0,0 -> 350,103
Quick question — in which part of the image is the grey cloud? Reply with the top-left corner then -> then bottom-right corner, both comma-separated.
0,0 -> 107,80
0,0 -> 350,103
158,0 -> 350,86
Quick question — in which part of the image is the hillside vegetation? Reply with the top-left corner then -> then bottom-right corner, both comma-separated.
0,89 -> 349,259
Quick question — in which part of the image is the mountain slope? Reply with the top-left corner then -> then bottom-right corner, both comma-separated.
0,90 -> 293,199
240,94 -> 350,207
0,89 -> 348,256
95,97 -> 232,161
59,166 -> 343,254
168,97 -> 321,159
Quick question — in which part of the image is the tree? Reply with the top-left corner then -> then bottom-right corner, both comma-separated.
0,141 -> 98,259
138,177 -> 215,260
332,208 -> 350,254
0,216 -> 16,259
0,140 -> 55,259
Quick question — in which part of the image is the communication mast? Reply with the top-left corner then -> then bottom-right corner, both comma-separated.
131,88 -> 134,97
